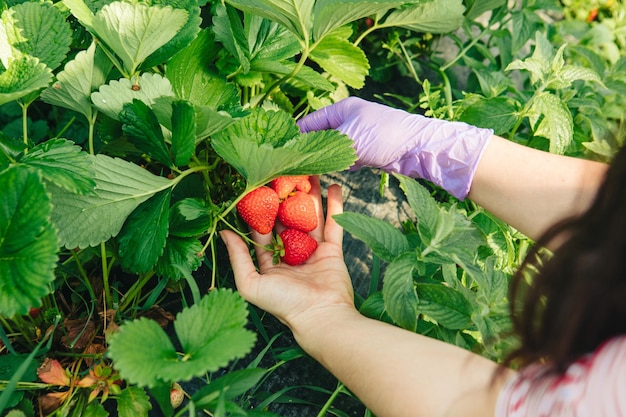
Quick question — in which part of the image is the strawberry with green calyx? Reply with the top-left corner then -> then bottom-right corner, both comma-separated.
267,228 -> 318,266
270,175 -> 312,199
277,191 -> 318,232
236,186 -> 280,234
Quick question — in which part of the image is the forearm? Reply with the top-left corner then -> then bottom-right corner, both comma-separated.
469,136 -> 608,242
290,307 -> 513,417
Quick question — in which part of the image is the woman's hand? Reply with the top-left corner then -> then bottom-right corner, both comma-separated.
220,177 -> 356,332
297,97 -> 493,200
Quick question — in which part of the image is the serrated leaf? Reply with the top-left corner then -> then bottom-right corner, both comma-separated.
108,289 -> 256,387
458,97 -> 518,136
0,166 -> 58,317
312,0 -> 403,41
62,0 -> 95,30
382,252 -> 418,331
83,402 -> 108,417
119,99 -> 172,167
528,92 -> 573,154
1,2 -> 72,71
309,34 -> 369,89
173,289 -> 256,375
547,65 -> 603,90
395,175 -> 438,236
92,2 -> 188,75
0,56 -> 52,106
40,42 -> 113,120
213,3 -> 251,73
155,237 -> 203,280
140,0 -> 202,70
166,29 -> 240,110
91,73 -> 175,120
169,198 -> 212,238
415,283 -> 472,330
0,135 -> 26,169
117,386 -> 152,417
225,0 -> 314,41
117,189 -> 171,274
211,108 -> 356,186
381,0 -> 465,34
333,212 -> 409,262
251,59 -> 335,91
19,138 -> 95,195
49,154 -> 171,249
107,317 -> 179,387
171,100 -> 196,167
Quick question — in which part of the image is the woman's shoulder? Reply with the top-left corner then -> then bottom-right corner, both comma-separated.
494,334 -> 626,417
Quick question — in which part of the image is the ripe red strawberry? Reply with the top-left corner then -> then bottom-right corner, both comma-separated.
236,186 -> 279,234
275,229 -> 318,266
277,191 -> 318,232
270,176 -> 312,199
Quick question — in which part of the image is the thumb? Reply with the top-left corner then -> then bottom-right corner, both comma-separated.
220,230 -> 260,297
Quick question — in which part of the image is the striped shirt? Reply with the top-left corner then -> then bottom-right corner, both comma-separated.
495,335 -> 626,416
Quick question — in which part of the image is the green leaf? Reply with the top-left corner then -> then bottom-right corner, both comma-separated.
49,154 -> 171,249
224,0 -> 314,41
155,237 -> 203,280
458,97 -> 518,136
40,42 -> 113,120
382,252 -> 418,331
107,317 -> 178,387
171,100 -> 196,167
140,0 -> 202,70
169,198 -> 212,238
547,65 -> 603,90
394,175 -> 438,236
108,289 -> 256,387
117,386 -> 152,417
333,212 -> 409,262
117,189 -> 171,274
415,283 -> 472,330
464,0 -> 505,20
119,99 -> 172,167
166,29 -> 240,110
62,0 -> 95,29
0,166 -> 58,317
312,0 -> 403,41
91,73 -> 175,121
19,139 -> 96,195
309,32 -> 369,89
212,3 -> 251,73
381,0 -> 465,34
1,2 -> 72,71
91,2 -> 188,75
211,108 -> 356,186
82,402 -> 108,417
0,56 -> 52,106
192,368 -> 267,409
528,91 -> 573,154
251,59 -> 335,91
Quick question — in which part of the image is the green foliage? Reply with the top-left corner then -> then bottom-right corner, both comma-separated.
107,289 -> 256,387
1,0 -> 623,415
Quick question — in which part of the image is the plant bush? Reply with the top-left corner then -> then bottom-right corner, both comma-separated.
1,0 -> 624,416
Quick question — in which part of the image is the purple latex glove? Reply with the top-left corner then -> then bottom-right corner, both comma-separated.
297,97 -> 493,200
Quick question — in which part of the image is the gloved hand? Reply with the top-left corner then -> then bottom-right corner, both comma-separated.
297,97 -> 493,200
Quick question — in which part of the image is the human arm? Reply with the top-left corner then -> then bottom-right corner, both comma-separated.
469,135 -> 607,243
297,98 -> 608,242
221,177 -> 515,417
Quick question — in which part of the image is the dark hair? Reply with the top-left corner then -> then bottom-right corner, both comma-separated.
505,144 -> 626,372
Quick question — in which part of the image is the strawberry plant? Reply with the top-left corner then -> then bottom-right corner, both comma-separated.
1,0 -> 624,416
0,0 -> 470,415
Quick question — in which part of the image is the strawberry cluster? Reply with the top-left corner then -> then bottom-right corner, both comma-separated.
236,176 -> 318,265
